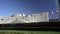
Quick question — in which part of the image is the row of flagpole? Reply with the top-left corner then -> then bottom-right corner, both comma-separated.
48,10 -> 58,19
48,10 -> 58,14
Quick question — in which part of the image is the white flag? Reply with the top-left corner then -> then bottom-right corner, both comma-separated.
52,11 -> 54,14
56,10 -> 58,13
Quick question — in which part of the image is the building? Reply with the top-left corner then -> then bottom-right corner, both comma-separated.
55,0 -> 60,20
2,12 -> 49,24
0,16 -> 5,21
0,16 -> 5,24
58,0 -> 60,21
28,12 -> 49,22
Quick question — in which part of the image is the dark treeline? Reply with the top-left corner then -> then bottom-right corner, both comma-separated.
0,22 -> 60,31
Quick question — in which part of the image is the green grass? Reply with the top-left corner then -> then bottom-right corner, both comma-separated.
0,30 -> 60,34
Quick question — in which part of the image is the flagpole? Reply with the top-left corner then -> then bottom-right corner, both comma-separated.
51,11 -> 54,19
56,10 -> 58,20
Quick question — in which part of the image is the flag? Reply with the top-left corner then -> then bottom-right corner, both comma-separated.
56,10 -> 58,13
51,11 -> 54,14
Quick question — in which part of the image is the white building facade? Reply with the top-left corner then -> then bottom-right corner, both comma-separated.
26,12 -> 49,22
11,12 -> 49,23
2,12 -> 49,24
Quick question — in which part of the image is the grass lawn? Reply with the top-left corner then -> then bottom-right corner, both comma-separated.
0,30 -> 60,34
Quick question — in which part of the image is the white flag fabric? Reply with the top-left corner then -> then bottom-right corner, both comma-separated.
56,10 -> 58,13
52,11 -> 54,14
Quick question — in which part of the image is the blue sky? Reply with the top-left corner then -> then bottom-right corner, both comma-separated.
0,0 -> 58,19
